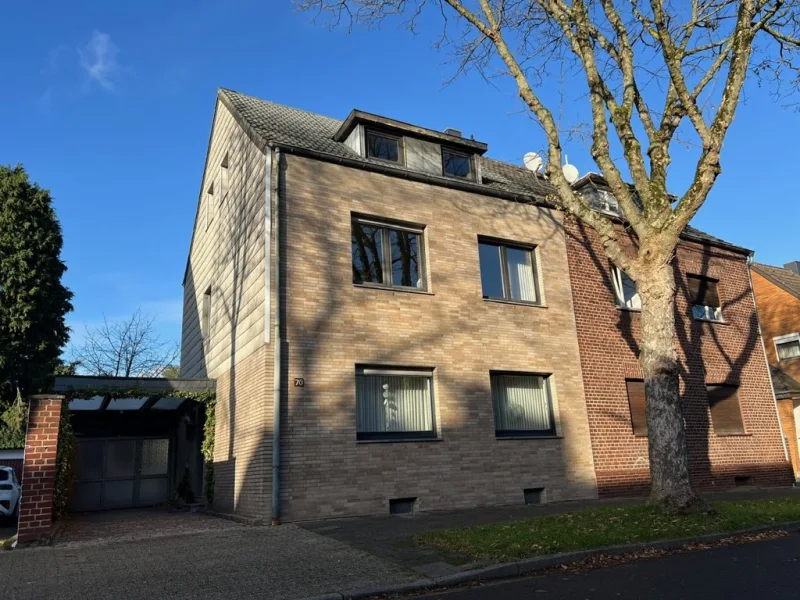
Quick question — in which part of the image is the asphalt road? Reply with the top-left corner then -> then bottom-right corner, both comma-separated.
413,532 -> 800,599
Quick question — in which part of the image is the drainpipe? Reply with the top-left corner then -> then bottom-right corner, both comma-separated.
746,254 -> 790,464
271,147 -> 283,525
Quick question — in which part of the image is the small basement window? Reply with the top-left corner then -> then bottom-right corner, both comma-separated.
365,130 -> 401,163
442,147 -> 473,179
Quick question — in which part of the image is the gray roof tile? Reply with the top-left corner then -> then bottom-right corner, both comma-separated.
219,88 -> 747,254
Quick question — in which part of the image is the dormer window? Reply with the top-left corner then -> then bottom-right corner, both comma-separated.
442,148 -> 473,179
366,130 -> 401,163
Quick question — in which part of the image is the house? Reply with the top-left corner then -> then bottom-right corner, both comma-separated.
565,177 -> 791,496
181,88 -> 790,523
751,262 -> 800,479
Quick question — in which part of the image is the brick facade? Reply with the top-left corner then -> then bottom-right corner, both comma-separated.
564,216 -> 792,496
17,395 -> 63,543
276,154 -> 597,521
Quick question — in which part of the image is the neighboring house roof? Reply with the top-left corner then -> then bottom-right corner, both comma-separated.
752,262 -> 800,300
771,365 -> 800,400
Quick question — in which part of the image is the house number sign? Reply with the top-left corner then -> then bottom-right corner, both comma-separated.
294,378 -> 305,387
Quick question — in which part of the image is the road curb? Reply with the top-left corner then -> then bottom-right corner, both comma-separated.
301,520 -> 800,599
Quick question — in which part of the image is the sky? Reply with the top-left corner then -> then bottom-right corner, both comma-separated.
1,1 -> 798,357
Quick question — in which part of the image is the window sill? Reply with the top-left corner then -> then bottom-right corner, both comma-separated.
483,298 -> 547,309
357,437 -> 442,444
495,434 -> 562,440
354,283 -> 433,296
694,317 -> 728,325
616,306 -> 642,314
715,432 -> 751,438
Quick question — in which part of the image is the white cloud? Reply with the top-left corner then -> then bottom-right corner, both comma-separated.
78,31 -> 120,91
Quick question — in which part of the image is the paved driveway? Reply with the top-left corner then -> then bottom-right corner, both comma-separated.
0,522 -> 415,599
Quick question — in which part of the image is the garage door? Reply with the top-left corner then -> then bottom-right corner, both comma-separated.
72,438 -> 170,511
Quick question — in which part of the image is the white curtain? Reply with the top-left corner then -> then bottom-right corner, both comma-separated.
356,375 -> 433,433
492,374 -> 552,431
506,248 -> 537,302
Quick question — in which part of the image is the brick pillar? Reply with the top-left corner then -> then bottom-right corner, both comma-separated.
17,394 -> 64,544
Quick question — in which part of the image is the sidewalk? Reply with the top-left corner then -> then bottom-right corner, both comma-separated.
300,486 -> 800,579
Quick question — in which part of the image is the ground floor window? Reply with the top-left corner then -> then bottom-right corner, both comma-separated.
355,367 -> 436,441
491,372 -> 555,437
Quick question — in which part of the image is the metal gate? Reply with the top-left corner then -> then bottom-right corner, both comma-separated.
72,437 -> 171,511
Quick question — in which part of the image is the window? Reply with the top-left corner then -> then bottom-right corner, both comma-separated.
687,274 -> 723,321
365,130 -> 401,163
220,154 -> 229,203
205,184 -> 214,229
625,380 -> 647,436
202,287 -> 211,338
478,240 -> 539,304
355,367 -> 436,441
442,148 -> 473,179
706,384 -> 745,435
776,334 -> 800,360
491,373 -> 556,437
351,217 -> 425,290
611,266 -> 641,310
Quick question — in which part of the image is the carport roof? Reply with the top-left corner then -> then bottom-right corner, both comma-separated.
53,375 -> 215,412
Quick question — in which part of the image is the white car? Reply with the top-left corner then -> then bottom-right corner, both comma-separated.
0,466 -> 20,521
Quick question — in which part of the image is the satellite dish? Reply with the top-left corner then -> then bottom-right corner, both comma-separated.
523,151 -> 543,173
562,155 -> 579,184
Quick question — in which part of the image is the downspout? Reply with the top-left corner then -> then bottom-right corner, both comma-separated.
271,147 -> 283,524
747,254 -> 790,464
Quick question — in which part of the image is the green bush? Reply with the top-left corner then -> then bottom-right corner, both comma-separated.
202,398 -> 216,505
0,390 -> 28,449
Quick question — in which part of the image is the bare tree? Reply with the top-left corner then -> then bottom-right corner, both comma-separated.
299,0 -> 800,512
72,309 -> 180,378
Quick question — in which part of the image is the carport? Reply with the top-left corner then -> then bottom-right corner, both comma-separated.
53,376 -> 214,512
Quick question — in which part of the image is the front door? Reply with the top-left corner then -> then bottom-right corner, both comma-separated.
72,438 -> 170,511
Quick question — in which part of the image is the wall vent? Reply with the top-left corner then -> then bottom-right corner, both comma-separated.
389,497 -> 417,515
524,487 -> 545,505
734,476 -> 753,487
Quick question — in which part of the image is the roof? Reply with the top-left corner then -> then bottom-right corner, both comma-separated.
752,263 -> 800,300
771,365 -> 800,400
213,88 -> 748,254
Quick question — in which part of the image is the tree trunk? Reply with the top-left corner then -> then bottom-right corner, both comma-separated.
638,263 -> 708,514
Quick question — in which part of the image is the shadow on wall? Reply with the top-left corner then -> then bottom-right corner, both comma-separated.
568,215 -> 790,497
217,158 -> 600,521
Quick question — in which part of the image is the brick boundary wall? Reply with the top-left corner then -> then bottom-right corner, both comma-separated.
17,394 -> 63,544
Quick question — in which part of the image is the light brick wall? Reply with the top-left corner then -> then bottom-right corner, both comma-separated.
564,216 -> 791,496
751,270 -> 800,381
213,343 -> 273,518
181,101 -> 268,380
279,154 -> 597,521
18,395 -> 63,543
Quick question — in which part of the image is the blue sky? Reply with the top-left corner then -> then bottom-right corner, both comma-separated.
1,1 -> 798,356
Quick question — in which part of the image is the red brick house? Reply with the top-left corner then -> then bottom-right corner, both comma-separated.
564,175 -> 792,497
751,262 -> 800,479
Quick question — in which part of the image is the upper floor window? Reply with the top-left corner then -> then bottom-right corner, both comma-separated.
776,333 -> 800,360
706,384 -> 745,435
611,266 -> 641,310
365,130 -> 401,163
478,240 -> 540,304
491,372 -> 556,437
687,274 -> 723,322
352,216 -> 425,290
355,366 -> 436,441
442,148 -> 473,179
220,154 -> 229,202
205,183 -> 214,230
202,287 -> 212,339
